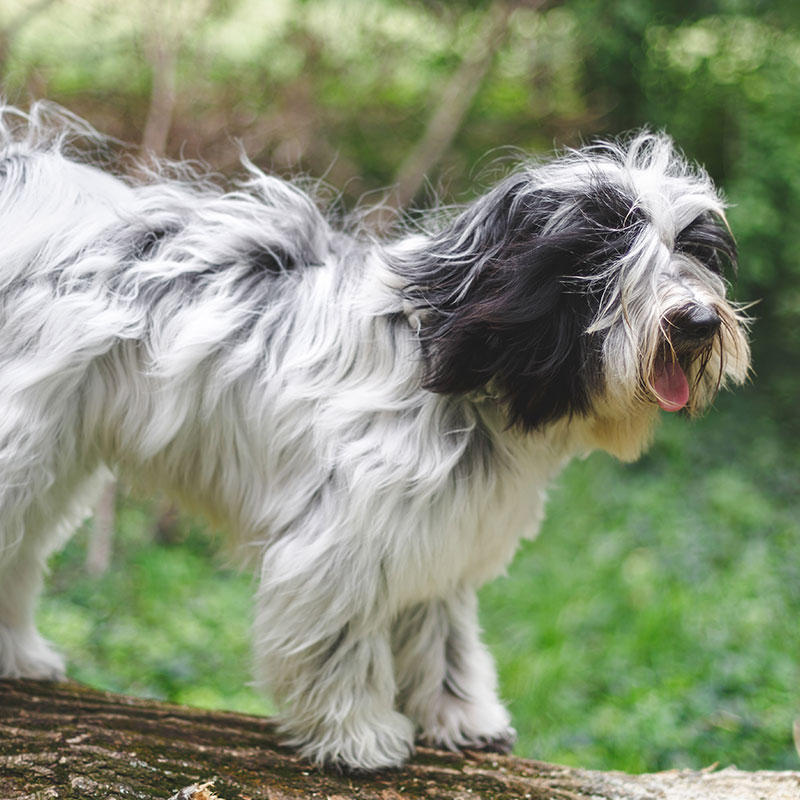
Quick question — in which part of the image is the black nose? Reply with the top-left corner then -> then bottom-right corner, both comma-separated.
668,305 -> 722,343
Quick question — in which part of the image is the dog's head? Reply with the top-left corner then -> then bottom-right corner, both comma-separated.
396,134 -> 750,458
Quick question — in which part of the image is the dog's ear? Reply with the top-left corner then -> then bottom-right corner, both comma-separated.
402,174 -> 641,429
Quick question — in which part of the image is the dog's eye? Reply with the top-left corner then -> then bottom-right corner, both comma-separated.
675,213 -> 737,275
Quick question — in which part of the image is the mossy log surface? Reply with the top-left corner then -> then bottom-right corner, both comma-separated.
1,679 -> 799,800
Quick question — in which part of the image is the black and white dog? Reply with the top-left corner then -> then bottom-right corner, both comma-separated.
0,105 -> 749,771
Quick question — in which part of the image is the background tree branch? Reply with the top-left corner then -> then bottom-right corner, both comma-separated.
391,0 -> 518,209
365,0 -> 524,230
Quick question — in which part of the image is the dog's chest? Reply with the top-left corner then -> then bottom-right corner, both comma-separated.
383,434 -> 572,604
458,442 -> 567,587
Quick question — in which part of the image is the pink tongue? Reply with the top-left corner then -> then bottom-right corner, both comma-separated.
653,360 -> 689,412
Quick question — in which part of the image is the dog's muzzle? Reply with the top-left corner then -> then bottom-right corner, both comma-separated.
651,304 -> 721,412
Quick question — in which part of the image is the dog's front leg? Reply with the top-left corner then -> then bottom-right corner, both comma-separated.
253,546 -> 415,772
0,536 -> 66,680
393,586 -> 516,754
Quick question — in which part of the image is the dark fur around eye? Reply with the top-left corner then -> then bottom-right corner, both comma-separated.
675,212 -> 737,275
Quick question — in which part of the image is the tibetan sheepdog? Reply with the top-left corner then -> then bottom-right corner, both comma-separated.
0,105 -> 749,771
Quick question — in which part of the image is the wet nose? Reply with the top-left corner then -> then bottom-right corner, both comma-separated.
668,305 -> 722,343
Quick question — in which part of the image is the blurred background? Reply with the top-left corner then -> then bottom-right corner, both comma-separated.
2,0 -> 798,773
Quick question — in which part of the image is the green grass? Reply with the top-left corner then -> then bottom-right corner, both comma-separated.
39,388 -> 800,772
40,507 -> 271,716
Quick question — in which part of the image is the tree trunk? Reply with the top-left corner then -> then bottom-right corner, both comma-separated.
1,680 -> 798,799
85,480 -> 116,576
141,39 -> 177,157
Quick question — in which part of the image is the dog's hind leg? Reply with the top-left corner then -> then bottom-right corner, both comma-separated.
393,586 -> 516,754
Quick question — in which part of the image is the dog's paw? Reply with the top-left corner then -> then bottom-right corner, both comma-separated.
0,627 -> 66,680
289,710 -> 416,773
419,723 -> 517,755
460,725 -> 517,754
417,694 -> 515,754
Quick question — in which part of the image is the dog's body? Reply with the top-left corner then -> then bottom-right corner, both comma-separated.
0,105 -> 749,771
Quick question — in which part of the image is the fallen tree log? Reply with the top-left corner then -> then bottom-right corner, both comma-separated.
1,679 -> 798,800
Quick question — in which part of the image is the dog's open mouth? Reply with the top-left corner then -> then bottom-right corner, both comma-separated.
652,356 -> 689,412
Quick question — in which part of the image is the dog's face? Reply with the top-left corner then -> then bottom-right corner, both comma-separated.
399,134 -> 750,458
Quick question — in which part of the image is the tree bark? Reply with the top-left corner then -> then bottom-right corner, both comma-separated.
1,680 -> 798,800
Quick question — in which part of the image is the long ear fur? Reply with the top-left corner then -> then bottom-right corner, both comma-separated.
396,173 -> 644,430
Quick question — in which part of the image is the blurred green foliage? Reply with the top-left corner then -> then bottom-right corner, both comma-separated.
1,0 -> 796,774
3,0 -> 798,350
483,391 -> 800,771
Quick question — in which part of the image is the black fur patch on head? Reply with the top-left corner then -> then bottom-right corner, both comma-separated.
675,212 -> 737,276
402,174 -> 644,430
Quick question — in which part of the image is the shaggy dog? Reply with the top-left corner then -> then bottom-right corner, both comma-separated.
0,105 -> 749,771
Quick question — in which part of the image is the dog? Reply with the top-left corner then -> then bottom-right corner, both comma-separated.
0,104 -> 749,771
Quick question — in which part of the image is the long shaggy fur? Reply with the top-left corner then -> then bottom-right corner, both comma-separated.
0,104 -> 749,771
